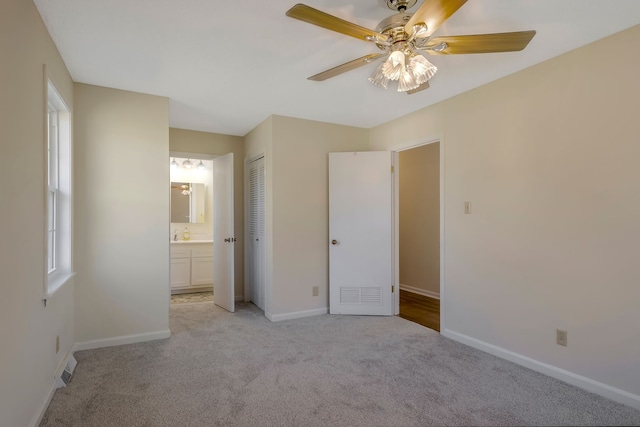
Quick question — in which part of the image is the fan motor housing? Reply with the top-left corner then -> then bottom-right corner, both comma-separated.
386,0 -> 417,11
375,13 -> 413,49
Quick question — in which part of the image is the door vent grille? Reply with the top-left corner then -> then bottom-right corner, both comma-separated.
361,288 -> 382,304
339,287 -> 382,305
340,288 -> 360,304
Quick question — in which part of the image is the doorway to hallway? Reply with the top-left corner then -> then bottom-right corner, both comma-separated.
396,141 -> 441,332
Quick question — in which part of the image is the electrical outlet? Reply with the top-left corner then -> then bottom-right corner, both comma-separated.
56,335 -> 60,354
464,201 -> 472,214
556,329 -> 567,347
312,286 -> 319,297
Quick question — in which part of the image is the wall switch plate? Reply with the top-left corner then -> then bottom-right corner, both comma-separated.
312,286 -> 319,297
464,201 -> 472,214
557,329 -> 567,347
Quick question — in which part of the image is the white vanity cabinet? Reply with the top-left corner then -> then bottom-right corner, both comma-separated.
170,241 -> 213,292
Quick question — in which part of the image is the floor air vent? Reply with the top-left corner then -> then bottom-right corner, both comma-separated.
55,354 -> 77,389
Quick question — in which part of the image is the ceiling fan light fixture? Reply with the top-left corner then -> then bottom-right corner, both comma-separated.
286,2 -> 536,95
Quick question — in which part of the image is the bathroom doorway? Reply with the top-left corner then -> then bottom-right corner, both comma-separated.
169,153 -> 215,305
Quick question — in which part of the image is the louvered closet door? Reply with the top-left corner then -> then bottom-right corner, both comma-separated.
329,152 -> 393,316
249,157 -> 265,310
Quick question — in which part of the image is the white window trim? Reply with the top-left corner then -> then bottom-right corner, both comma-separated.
44,74 -> 74,304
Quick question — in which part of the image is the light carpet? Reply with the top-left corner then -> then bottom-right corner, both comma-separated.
41,302 -> 640,426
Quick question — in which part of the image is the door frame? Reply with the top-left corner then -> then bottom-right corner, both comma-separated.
169,150 -> 217,241
168,151 -> 217,308
390,135 -> 445,331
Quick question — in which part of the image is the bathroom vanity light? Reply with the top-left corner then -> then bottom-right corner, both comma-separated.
170,158 -> 179,169
182,159 -> 193,169
196,160 -> 206,170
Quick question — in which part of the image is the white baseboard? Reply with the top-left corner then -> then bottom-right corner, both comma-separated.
442,328 -> 640,410
399,284 -> 440,300
73,329 -> 171,352
30,348 -> 76,427
30,382 -> 56,427
267,307 -> 328,322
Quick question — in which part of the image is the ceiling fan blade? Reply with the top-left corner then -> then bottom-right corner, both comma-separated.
405,0 -> 468,37
425,31 -> 536,55
308,54 -> 384,81
286,4 -> 388,43
407,81 -> 430,95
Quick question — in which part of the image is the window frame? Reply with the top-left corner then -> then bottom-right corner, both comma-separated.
45,77 -> 74,300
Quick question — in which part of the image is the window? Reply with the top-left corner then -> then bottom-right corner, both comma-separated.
46,81 -> 73,297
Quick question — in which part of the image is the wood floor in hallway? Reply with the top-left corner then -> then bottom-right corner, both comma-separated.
399,290 -> 440,332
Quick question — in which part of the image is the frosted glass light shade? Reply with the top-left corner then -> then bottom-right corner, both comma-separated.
382,50 -> 405,81
398,69 -> 419,92
369,61 -> 390,89
409,55 -> 437,85
369,50 -> 438,92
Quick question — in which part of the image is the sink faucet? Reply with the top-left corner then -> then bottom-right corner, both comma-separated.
173,228 -> 178,241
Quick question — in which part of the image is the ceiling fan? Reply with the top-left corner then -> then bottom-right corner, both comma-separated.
285,0 -> 536,94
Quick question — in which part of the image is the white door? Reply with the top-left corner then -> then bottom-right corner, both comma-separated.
248,157 -> 266,310
213,153 -> 235,312
329,151 -> 394,316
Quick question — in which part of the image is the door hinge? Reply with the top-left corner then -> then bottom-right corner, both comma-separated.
391,165 -> 394,173
392,285 -> 395,293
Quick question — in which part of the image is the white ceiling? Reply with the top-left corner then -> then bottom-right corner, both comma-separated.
34,0 -> 640,136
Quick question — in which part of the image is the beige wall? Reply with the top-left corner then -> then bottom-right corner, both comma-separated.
399,142 -> 440,296
371,26 -> 640,398
169,128 -> 245,298
3,4 -> 638,424
270,115 -> 369,318
74,84 -> 170,343
0,1 -> 76,425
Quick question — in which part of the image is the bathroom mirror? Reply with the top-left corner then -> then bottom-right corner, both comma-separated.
171,182 -> 205,223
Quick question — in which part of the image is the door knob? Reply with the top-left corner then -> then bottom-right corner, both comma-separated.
331,239 -> 338,245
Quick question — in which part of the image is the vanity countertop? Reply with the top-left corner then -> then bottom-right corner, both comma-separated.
170,239 -> 213,245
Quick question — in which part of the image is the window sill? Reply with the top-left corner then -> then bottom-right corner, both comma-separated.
45,272 -> 75,304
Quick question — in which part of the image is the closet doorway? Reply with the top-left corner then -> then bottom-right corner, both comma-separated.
396,142 -> 441,331
246,155 -> 266,311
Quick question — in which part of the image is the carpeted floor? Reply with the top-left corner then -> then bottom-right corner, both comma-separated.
41,303 -> 640,426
